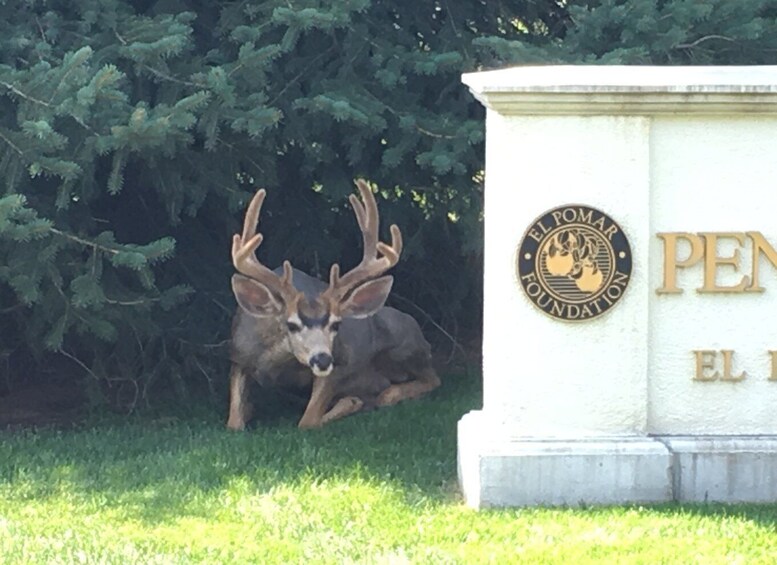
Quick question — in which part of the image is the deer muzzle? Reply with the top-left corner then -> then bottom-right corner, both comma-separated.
309,352 -> 334,377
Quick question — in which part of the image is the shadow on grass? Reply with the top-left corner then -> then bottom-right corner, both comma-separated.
637,502 -> 777,529
5,368 -> 777,533
0,368 -> 482,526
503,501 -> 777,533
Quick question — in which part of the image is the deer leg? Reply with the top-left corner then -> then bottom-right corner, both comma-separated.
321,396 -> 364,425
227,364 -> 253,431
376,365 -> 441,408
298,376 -> 336,429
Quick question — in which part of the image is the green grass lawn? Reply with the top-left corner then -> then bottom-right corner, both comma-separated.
1,371 -> 777,564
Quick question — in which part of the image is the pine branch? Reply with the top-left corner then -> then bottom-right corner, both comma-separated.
58,347 -> 101,381
141,64 -> 203,87
0,131 -> 24,155
415,125 -> 458,140
49,48 -> 91,105
267,48 -> 334,106
0,81 -> 52,107
676,35 -> 735,49
104,296 -> 160,306
363,89 -> 460,139
49,228 -> 119,255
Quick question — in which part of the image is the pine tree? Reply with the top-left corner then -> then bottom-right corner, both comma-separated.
477,1 -> 777,64
3,0 -> 774,409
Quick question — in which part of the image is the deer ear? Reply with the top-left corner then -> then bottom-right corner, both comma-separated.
339,275 -> 393,319
231,274 -> 284,317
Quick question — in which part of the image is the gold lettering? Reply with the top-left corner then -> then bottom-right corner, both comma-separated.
698,232 -> 750,293
562,208 -> 576,223
551,210 -> 563,226
537,292 -> 552,308
527,228 -> 542,243
525,281 -> 542,297
720,350 -> 746,381
770,350 -> 777,382
657,233 -> 704,294
550,301 -> 564,318
693,350 -> 719,381
606,284 -> 622,300
591,216 -> 606,231
746,231 -> 777,292
612,271 -> 629,287
603,224 -> 618,240
577,208 -> 593,224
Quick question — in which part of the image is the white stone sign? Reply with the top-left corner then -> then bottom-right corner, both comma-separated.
458,65 -> 777,508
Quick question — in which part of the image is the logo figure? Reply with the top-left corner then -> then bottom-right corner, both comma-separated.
516,205 -> 632,322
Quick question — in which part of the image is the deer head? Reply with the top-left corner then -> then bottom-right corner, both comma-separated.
230,179 -> 403,378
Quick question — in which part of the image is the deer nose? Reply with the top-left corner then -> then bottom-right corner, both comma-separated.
309,353 -> 333,372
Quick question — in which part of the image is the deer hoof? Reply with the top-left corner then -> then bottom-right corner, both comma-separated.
226,418 -> 246,431
297,418 -> 322,430
320,396 -> 365,425
376,385 -> 405,407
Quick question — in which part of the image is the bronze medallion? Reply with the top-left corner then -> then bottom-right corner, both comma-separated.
516,205 -> 632,322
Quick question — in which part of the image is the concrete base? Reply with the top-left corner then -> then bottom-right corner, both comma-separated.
662,436 -> 777,503
458,412 -> 777,507
458,411 -> 673,508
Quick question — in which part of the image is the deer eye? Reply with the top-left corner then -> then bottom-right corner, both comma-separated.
329,321 -> 341,333
286,321 -> 302,333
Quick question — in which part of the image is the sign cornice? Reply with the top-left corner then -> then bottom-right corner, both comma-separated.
463,65 -> 777,115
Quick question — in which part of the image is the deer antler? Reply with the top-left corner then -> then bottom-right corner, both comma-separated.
323,179 -> 403,302
232,189 -> 298,303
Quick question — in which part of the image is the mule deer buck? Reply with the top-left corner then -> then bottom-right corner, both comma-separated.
227,180 -> 440,430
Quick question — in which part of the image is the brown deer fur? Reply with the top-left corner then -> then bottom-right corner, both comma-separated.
227,180 -> 440,429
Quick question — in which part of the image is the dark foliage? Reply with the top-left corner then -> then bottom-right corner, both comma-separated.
2,0 -> 775,410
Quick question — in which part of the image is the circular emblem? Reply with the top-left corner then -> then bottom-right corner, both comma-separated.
516,205 -> 632,322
